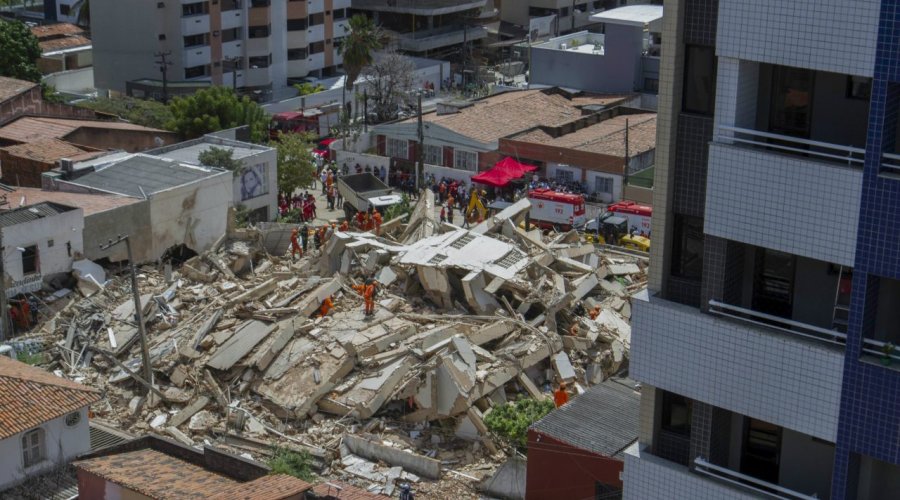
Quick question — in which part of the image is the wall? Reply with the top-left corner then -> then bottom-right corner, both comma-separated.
779,428 -> 836,499
0,152 -> 56,187
531,25 -> 642,93
424,164 -> 474,188
76,470 -> 153,500
0,208 -> 84,282
42,67 -> 95,94
0,85 -> 95,123
63,128 -> 180,153
623,444 -> 756,500
526,430 -> 623,500
334,150 -> 391,176
0,407 -> 91,489
91,0 -> 173,94
791,256 -> 841,330
82,201 -> 152,263
148,173 -> 232,262
234,149 -> 277,221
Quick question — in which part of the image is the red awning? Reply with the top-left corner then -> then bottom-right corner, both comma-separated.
319,137 -> 337,146
471,157 -> 537,187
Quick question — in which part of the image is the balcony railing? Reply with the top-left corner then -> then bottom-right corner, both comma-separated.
708,300 -> 846,347
717,125 -> 866,167
880,152 -> 900,175
861,336 -> 900,363
694,458 -> 820,500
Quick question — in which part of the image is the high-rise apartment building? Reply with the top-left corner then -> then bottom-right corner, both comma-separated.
624,1 -> 900,499
92,0 -> 351,99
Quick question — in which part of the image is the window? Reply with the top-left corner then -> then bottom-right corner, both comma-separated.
454,150 -> 478,171
222,27 -> 240,42
559,7 -> 569,17
387,138 -> 408,159
660,392 -> 692,436
248,55 -> 271,68
287,47 -> 308,60
287,18 -> 307,31
21,428 -> 44,467
183,34 -> 208,48
221,0 -> 240,11
309,41 -> 325,54
65,411 -> 81,427
644,78 -> 659,93
60,4 -> 70,15
682,45 -> 716,115
556,169 -> 574,182
847,75 -> 872,100
250,0 -> 270,6
182,1 -> 208,16
158,34 -> 167,41
21,245 -> 37,275
184,65 -> 209,78
594,176 -> 613,194
309,13 -> 325,26
248,24 -> 270,38
424,144 -> 442,165
333,37 -> 345,50
333,8 -> 346,20
670,214 -> 703,279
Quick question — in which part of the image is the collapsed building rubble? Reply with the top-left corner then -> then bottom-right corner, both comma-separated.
27,190 -> 646,497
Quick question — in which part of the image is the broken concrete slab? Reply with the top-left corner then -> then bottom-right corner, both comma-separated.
206,320 -> 277,371
343,434 -> 441,479
552,351 -> 577,381
461,271 -> 500,315
318,356 -> 411,419
170,396 -> 211,428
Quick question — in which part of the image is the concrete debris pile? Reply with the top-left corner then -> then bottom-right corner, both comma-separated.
35,192 -> 645,496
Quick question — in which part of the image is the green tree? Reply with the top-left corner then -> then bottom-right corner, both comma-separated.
0,20 -> 42,83
273,132 -> 317,196
267,448 -> 314,482
337,14 -> 383,92
198,146 -> 243,173
484,397 -> 555,450
77,96 -> 174,129
70,0 -> 91,27
293,82 -> 325,96
167,86 -> 269,142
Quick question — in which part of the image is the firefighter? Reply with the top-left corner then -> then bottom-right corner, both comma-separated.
352,279 -> 378,316
339,219 -> 349,232
290,228 -> 302,260
372,208 -> 383,236
554,381 -> 569,408
318,295 -> 334,318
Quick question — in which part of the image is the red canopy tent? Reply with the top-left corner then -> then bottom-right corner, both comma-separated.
471,157 -> 537,187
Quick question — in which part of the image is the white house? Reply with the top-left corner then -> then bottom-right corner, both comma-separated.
149,134 -> 278,223
0,202 -> 84,296
0,356 -> 100,492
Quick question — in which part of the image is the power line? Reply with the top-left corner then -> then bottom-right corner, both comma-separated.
154,51 -> 173,103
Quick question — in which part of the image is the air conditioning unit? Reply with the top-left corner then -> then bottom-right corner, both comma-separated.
560,43 -> 567,50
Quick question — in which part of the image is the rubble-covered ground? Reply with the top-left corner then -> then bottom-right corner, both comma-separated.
21,191 -> 645,497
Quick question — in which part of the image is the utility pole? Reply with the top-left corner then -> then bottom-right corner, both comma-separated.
416,91 -> 424,192
100,236 -> 152,395
225,56 -> 240,93
622,118 -> 630,201
363,89 -> 369,133
154,51 -> 173,103
571,0 -> 577,33
0,225 -> 6,342
526,34 -> 533,89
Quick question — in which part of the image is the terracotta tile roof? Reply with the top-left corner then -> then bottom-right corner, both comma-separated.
74,448 -> 241,499
0,116 -> 167,144
3,187 -> 140,216
0,356 -> 100,439
511,113 -> 657,158
396,89 -> 631,144
31,23 -> 84,38
39,34 -> 92,52
208,474 -> 312,499
310,481 -> 389,499
31,23 -> 92,52
0,138 -> 101,164
0,76 -> 39,103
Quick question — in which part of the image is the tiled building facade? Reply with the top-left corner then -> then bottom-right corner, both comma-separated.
626,0 -> 900,498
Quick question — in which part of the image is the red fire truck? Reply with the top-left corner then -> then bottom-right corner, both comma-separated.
526,189 -> 587,230
586,201 -> 652,237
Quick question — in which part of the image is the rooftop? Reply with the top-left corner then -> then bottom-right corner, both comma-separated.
31,23 -> 91,53
62,154 -> 226,198
530,377 -> 640,458
0,201 -> 79,227
393,89 -> 631,145
149,136 -> 271,166
0,116 -> 169,145
2,186 -> 140,216
0,76 -> 39,103
590,4 -> 664,27
0,137 -> 102,164
352,0 -> 485,15
510,112 -> 657,158
0,356 -> 100,439
310,481 -> 388,499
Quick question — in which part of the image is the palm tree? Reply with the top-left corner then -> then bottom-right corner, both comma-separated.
338,14 -> 383,92
70,0 -> 90,28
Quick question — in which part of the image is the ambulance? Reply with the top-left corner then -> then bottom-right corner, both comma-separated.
585,201 -> 652,237
526,189 -> 587,230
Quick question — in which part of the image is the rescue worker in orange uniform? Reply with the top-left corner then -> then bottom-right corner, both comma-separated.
290,228 -> 303,260
339,220 -> 349,232
589,305 -> 601,320
352,279 -> 378,316
318,295 -> 334,318
372,208 -> 383,236
355,210 -> 366,229
554,381 -> 569,408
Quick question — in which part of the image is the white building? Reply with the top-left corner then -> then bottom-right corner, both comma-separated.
0,356 -> 100,492
48,153 -> 233,264
0,202 -> 84,297
149,134 -> 278,223
91,0 -> 351,100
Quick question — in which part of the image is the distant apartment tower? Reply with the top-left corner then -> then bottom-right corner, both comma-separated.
351,0 -> 489,56
624,0 -> 900,499
92,0 -> 351,99
500,0 -> 662,35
